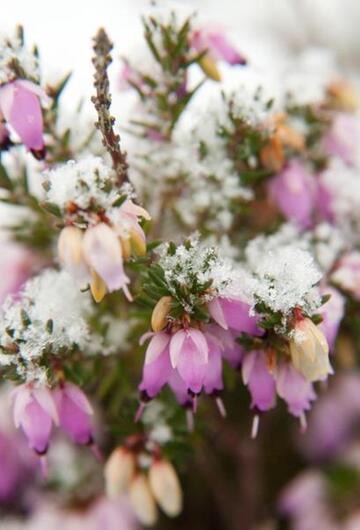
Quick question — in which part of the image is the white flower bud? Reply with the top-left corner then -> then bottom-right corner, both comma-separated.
58,226 -> 89,285
104,447 -> 135,497
290,318 -> 332,382
148,459 -> 183,517
129,474 -> 158,526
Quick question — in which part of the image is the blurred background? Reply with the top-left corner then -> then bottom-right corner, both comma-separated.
4,0 -> 360,102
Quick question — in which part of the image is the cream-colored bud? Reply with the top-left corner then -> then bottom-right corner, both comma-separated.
90,268 -> 107,303
151,296 -> 172,332
130,229 -> 147,257
129,474 -> 158,526
58,226 -> 84,267
199,55 -> 221,82
327,80 -> 359,111
290,318 -> 332,382
148,459 -> 183,517
119,236 -> 132,260
104,447 -> 136,497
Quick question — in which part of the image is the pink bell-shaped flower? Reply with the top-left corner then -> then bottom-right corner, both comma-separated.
269,160 -> 315,229
169,328 -> 209,394
139,332 -> 172,399
276,362 -> 316,419
190,28 -> 246,66
54,382 -> 94,445
11,383 -> 59,454
242,351 -> 276,412
208,296 -> 262,335
0,79 -> 45,155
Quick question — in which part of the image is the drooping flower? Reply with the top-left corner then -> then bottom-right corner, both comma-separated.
169,328 -> 209,394
82,223 -> 131,301
0,79 -> 46,156
11,383 -> 59,454
242,351 -> 276,412
46,157 -> 151,303
202,332 -> 223,395
139,332 -> 172,399
190,28 -> 246,66
275,362 -> 316,419
269,160 -> 315,228
208,296 -> 262,335
289,317 -> 332,382
207,325 -> 244,369
54,382 -> 94,445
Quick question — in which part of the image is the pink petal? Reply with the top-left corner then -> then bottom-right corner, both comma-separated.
168,370 -> 191,406
20,399 -> 53,454
139,347 -> 172,398
83,223 -> 130,292
12,385 -> 32,428
63,383 -> 93,415
169,330 -> 186,368
208,298 -> 228,329
145,332 -> 171,364
55,387 -> 93,445
5,81 -> 44,150
276,363 -> 316,417
188,329 -> 208,364
139,331 -> 155,346
203,336 -> 223,394
120,200 -> 151,220
32,386 -> 59,425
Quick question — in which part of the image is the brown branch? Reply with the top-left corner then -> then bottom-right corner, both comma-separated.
91,28 -> 129,184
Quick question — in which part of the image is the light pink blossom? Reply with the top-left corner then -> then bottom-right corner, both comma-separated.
54,382 -> 94,445
0,79 -> 45,154
242,351 -> 276,411
269,160 -> 315,228
11,384 -> 59,454
190,28 -> 246,65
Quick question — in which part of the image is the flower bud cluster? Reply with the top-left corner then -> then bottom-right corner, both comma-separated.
104,436 -> 182,526
43,156 -> 151,302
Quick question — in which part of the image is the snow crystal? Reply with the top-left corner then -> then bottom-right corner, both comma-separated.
157,235 -> 233,307
0,269 -> 92,382
43,156 -> 133,214
245,236 -> 322,315
0,29 -> 39,85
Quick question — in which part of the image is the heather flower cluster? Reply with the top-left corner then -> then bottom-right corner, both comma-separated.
0,6 -> 360,529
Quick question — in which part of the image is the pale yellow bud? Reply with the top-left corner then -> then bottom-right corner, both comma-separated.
58,226 -> 83,265
327,80 -> 360,111
199,54 -> 221,82
90,268 -> 107,303
104,447 -> 135,497
129,474 -> 158,526
119,236 -> 132,260
151,296 -> 172,332
130,229 -> 147,257
290,318 -> 332,382
148,459 -> 183,517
